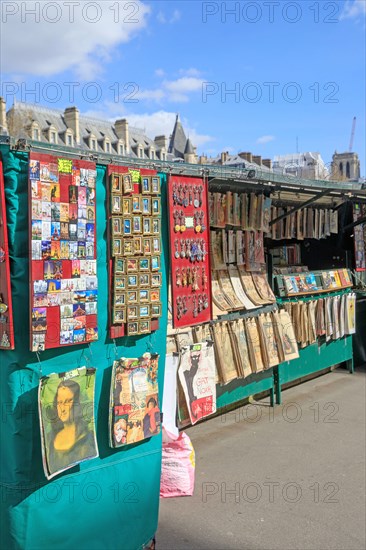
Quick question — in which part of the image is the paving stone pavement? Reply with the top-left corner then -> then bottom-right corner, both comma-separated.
157,365 -> 366,550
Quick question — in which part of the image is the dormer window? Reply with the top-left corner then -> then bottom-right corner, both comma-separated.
138,147 -> 143,158
106,142 -> 111,153
48,125 -> 58,144
150,150 -> 155,160
88,134 -> 97,151
65,129 -> 74,147
31,122 -> 40,141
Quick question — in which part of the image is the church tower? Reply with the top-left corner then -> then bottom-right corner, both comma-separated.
331,151 -> 361,181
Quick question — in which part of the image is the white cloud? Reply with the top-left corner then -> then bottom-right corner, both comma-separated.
2,1 -> 150,79
179,68 -> 202,77
155,69 -> 165,77
157,9 -> 181,24
132,73 -> 205,104
164,77 -> 204,93
256,135 -> 275,144
340,0 -> 366,20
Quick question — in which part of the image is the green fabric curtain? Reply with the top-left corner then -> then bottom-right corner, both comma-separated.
0,145 -> 169,550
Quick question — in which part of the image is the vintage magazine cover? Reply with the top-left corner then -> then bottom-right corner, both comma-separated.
109,353 -> 160,447
178,342 -> 217,425
38,366 -> 98,480
245,318 -> 264,373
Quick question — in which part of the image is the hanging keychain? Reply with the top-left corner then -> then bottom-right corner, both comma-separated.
176,267 -> 182,287
174,239 -> 180,259
182,268 -> 188,287
180,210 -> 186,233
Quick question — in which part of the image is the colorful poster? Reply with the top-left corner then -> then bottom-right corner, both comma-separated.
38,367 -> 98,479
178,342 -> 217,425
29,154 -> 98,350
109,353 -> 160,447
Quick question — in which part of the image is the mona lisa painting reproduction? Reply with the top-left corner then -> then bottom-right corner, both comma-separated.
38,367 -> 98,479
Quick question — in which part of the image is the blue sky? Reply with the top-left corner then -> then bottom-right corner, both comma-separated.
1,0 -> 365,175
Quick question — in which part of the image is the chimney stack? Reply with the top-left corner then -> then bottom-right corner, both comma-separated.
238,152 -> 253,163
0,97 -> 8,135
115,119 -> 129,153
154,135 -> 168,150
221,151 -> 228,164
252,155 -> 262,166
64,107 -> 80,144
262,158 -> 272,169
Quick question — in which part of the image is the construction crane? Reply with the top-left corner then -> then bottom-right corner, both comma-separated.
349,116 -> 356,152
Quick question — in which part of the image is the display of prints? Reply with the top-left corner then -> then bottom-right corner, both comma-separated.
0,160 -> 14,349
353,203 -> 366,271
109,353 -> 160,447
38,367 -> 98,479
178,342 -> 216,425
168,175 -> 212,328
29,154 -> 98,351
108,166 -> 163,338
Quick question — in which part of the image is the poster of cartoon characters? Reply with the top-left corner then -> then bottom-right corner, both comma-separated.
109,354 -> 160,447
38,367 -> 98,479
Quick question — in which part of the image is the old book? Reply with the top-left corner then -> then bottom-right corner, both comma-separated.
217,269 -> 245,309
252,272 -> 276,303
229,319 -> 252,378
211,322 -> 239,384
245,318 -> 264,373
228,266 -> 257,310
237,266 -> 268,305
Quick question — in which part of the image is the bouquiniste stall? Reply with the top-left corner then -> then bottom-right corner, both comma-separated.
1,135 -> 365,548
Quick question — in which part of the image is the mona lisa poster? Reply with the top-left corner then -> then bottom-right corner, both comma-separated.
38,367 -> 98,479
109,353 -> 160,448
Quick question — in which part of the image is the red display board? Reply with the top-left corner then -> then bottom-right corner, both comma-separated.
0,160 -> 15,349
107,165 -> 162,338
29,153 -> 98,351
168,175 -> 212,328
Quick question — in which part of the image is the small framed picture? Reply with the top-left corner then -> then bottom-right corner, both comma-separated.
127,258 -> 138,273
139,273 -> 150,287
151,176 -> 161,195
112,217 -> 122,235
123,240 -> 134,256
113,308 -> 126,324
151,303 -> 162,318
139,257 -> 150,272
127,306 -> 138,320
142,197 -> 151,215
111,174 -> 122,194
139,320 -> 151,334
143,237 -> 152,255
123,174 -> 133,194
152,218 -> 160,235
127,290 -> 138,304
127,321 -> 139,335
139,289 -> 150,303
151,273 -> 162,287
151,255 -> 161,271
122,197 -> 132,215
132,216 -> 142,234
143,217 -> 152,235
139,304 -> 150,319
150,289 -> 160,302
132,195 -> 142,214
115,257 -> 125,274
112,238 -> 122,257
141,176 -> 151,195
114,293 -> 126,307
133,236 -> 142,255
123,218 -> 132,236
152,198 -> 161,216
152,237 -> 161,254
127,274 -> 138,288
114,276 -> 126,292
111,194 -> 122,214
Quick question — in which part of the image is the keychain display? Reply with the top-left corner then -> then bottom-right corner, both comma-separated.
0,160 -> 14,349
108,166 -> 163,337
169,175 -> 212,328
29,154 -> 98,351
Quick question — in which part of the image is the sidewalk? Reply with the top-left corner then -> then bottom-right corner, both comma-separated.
157,366 -> 366,550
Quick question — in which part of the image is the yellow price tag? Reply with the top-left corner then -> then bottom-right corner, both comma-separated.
129,169 -> 141,183
58,158 -> 73,173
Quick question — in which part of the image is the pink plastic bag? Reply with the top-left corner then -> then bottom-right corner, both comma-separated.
160,429 -> 195,498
